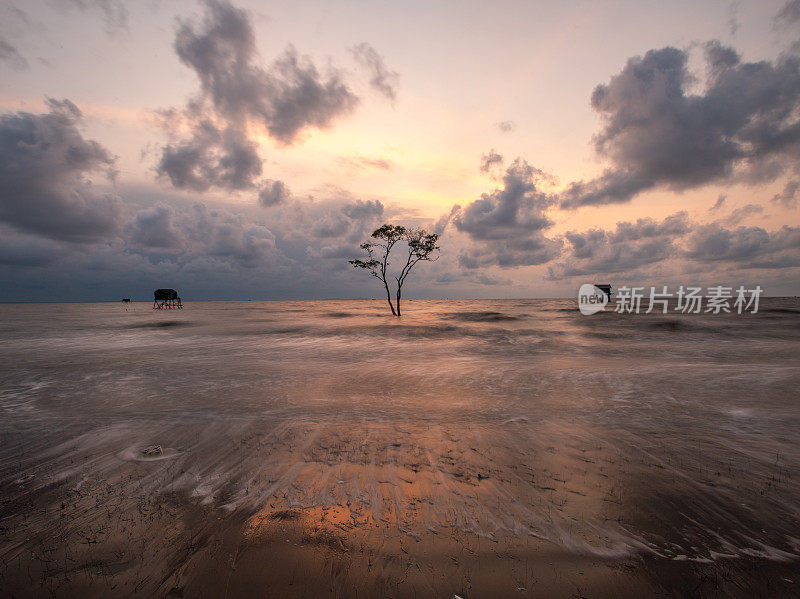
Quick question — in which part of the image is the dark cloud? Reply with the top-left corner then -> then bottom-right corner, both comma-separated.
547,213 -> 691,279
128,206 -> 183,249
305,243 -> 356,262
350,42 -> 399,102
342,199 -> 383,221
258,180 -> 290,207
430,264 -> 513,287
772,180 -> 799,208
459,235 -> 563,269
309,199 -> 384,240
0,225 -> 63,267
454,159 -> 562,268
561,42 -> 800,208
259,47 -> 359,143
205,222 -> 276,267
115,198 -> 287,270
159,0 -> 358,200
606,211 -> 692,242
473,273 -> 510,286
0,37 -> 28,69
479,150 -> 503,173
0,172 -> 443,300
686,224 -> 766,262
181,203 -> 279,268
173,0 -> 356,143
686,223 -> 800,267
454,159 -> 555,240
547,210 -> 800,279
0,98 -> 122,242
157,112 -> 263,192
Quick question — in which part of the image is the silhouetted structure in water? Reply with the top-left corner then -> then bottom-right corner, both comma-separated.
121,298 -> 130,303
595,284 -> 612,300
153,289 -> 182,309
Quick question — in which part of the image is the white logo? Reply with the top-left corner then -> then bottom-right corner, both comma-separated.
578,283 -> 609,315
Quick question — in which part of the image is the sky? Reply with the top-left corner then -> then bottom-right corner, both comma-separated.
0,0 -> 799,301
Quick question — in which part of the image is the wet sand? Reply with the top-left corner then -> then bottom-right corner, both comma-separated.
0,300 -> 798,597
1,415 -> 797,597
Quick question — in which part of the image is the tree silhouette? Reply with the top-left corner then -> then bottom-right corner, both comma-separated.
349,224 -> 439,316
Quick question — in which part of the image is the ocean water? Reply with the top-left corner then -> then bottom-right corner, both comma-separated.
0,299 -> 798,562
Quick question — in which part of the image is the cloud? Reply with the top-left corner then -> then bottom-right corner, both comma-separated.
710,194 -> 727,211
479,149 -> 503,173
305,243 -> 355,261
728,2 -> 740,37
775,0 -> 800,26
772,179 -> 799,208
307,198 -> 384,240
350,42 -> 399,102
454,159 -> 555,240
686,223 -> 800,267
173,0 -> 357,143
180,203 -> 280,267
723,203 -> 764,225
342,199 -> 383,221
55,0 -> 128,32
454,159 -> 562,267
0,163 -> 453,300
560,41 -> 800,208
258,180 -> 290,207
0,98 -> 122,242
336,155 -> 393,171
158,0 -> 358,200
547,211 -> 800,279
547,212 -> 692,279
496,120 -> 515,133
458,235 -> 563,269
206,222 -> 277,267
606,211 -> 693,242
433,205 -> 459,235
0,37 -> 28,69
157,110 -> 263,192
257,47 -> 359,143
128,206 -> 183,249
272,190 -> 385,243
0,225 -> 63,267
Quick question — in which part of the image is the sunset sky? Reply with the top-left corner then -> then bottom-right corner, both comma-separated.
1,0 -> 799,300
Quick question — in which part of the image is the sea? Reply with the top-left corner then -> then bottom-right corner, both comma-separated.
0,298 -> 798,562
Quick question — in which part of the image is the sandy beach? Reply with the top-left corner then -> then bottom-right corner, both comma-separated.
1,300 -> 798,597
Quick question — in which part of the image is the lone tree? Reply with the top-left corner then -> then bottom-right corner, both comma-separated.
349,224 -> 439,316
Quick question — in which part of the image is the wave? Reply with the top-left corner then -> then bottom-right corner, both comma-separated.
443,311 -> 523,322
124,321 -> 194,329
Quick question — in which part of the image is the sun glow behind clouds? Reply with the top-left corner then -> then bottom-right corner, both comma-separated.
254,122 -> 491,214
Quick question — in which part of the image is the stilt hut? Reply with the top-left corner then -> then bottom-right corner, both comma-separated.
594,284 -> 612,300
153,289 -> 182,309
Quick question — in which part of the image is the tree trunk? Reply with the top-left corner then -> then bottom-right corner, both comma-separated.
396,285 -> 402,317
383,281 -> 397,315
